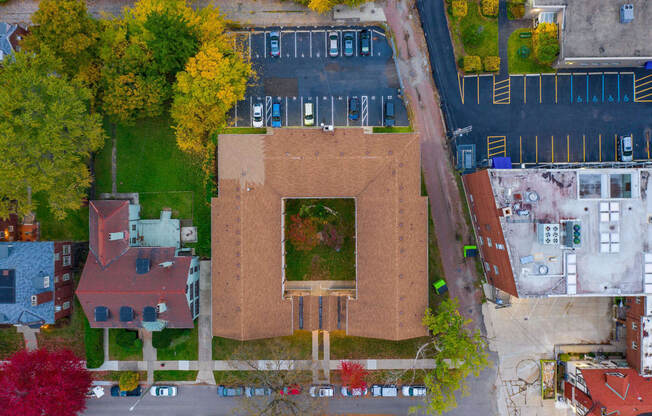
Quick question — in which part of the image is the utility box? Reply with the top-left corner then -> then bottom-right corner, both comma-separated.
620,4 -> 634,23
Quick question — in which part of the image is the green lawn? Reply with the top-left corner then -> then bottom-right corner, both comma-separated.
97,116 -> 212,256
155,325 -> 198,361
0,327 -> 24,359
37,296 -> 88,360
373,126 -> 414,133
330,331 -> 430,359
285,199 -> 356,281
449,1 -> 499,64
93,122 -> 113,194
421,173 -> 448,310
35,193 -> 89,241
108,329 -> 143,361
153,370 -> 198,381
212,331 -> 312,360
215,127 -> 267,135
508,29 -> 555,74
213,370 -> 251,384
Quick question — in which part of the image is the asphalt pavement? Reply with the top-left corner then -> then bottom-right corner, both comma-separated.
416,0 -> 652,167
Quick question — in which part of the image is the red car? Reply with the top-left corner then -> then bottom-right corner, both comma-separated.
281,385 -> 302,395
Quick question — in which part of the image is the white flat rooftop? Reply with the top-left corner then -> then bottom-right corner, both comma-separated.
488,168 -> 652,297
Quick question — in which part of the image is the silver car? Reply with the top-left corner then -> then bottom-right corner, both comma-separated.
401,385 -> 427,397
619,135 -> 633,162
328,32 -> 339,57
150,385 -> 177,397
309,384 -> 334,397
252,102 -> 264,128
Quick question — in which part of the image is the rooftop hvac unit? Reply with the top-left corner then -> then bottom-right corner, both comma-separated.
537,223 -> 560,245
620,4 -> 634,23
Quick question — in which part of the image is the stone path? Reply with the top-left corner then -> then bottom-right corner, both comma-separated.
17,326 -> 38,351
196,260 -> 215,384
140,329 -> 156,384
103,328 -> 109,362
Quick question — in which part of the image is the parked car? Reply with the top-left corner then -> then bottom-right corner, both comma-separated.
110,385 -> 142,397
272,102 -> 282,127
309,384 -> 334,398
371,384 -> 398,397
328,31 -> 339,57
359,29 -> 371,56
150,385 -> 177,397
269,31 -> 280,57
245,386 -> 272,397
619,135 -> 633,162
217,385 -> 244,397
343,31 -> 354,56
340,386 -> 368,397
384,101 -> 395,127
349,97 -> 360,121
252,102 -> 264,128
401,385 -> 427,397
281,385 -> 302,395
304,102 -> 315,126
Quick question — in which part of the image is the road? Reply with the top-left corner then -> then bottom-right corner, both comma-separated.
416,0 -> 652,166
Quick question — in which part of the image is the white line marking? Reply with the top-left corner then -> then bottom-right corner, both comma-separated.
300,96 -> 304,126
234,101 -> 238,126
249,32 -> 251,60
294,31 -> 297,58
316,96 -> 319,124
310,31 -> 313,58
285,96 -> 288,126
381,95 -> 384,126
331,96 -> 334,126
346,96 -> 349,127
324,31 -> 327,58
264,31 -> 267,57
250,96 -> 253,127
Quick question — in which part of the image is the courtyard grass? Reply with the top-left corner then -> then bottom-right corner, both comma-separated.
153,370 -> 198,382
508,29 -> 555,74
34,192 -> 89,241
329,331 -> 430,359
37,296 -> 87,360
212,331 -> 312,360
155,324 -> 198,361
422,173 -> 448,309
92,371 -> 147,381
448,1 -> 499,69
373,126 -> 414,133
97,116 -> 212,256
284,198 -> 356,281
108,329 -> 143,361
0,326 -> 24,359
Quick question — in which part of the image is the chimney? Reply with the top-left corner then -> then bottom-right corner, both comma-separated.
31,291 -> 53,306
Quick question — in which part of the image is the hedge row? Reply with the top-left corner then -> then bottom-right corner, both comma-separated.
462,55 -> 500,72
452,0 -> 468,17
481,0 -> 498,17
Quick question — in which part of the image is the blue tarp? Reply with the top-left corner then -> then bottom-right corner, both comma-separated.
491,157 -> 512,169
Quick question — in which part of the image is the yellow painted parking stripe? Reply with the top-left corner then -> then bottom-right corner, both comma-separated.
487,136 -> 507,158
567,135 -> 570,162
636,73 -> 652,82
583,135 -> 586,162
458,74 -> 464,104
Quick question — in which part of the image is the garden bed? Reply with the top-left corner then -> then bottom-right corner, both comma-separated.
507,29 -> 554,74
284,198 -> 356,281
447,1 -> 499,70
92,371 -> 147,381
154,325 -> 198,361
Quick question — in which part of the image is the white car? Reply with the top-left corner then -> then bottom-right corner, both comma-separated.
371,384 -> 398,397
252,103 -> 264,128
340,386 -> 368,397
150,385 -> 177,397
309,384 -> 334,398
401,385 -> 427,397
619,135 -> 633,162
328,32 -> 339,57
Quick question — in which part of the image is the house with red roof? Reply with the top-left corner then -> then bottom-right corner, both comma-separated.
76,200 -> 199,331
563,364 -> 652,415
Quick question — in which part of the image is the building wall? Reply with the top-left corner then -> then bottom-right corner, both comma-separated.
53,241 -> 74,320
463,171 -> 519,297
185,257 -> 200,320
625,296 -> 645,374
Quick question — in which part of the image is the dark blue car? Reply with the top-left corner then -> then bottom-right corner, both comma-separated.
110,385 -> 142,397
349,97 -> 360,121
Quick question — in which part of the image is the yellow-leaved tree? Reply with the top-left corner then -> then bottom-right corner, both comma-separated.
171,43 -> 253,167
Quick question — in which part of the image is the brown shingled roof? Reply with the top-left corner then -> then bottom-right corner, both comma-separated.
212,129 -> 428,341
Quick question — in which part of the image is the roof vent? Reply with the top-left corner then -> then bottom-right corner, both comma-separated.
109,232 -> 125,241
156,302 -> 167,314
136,258 -> 150,274
143,306 -> 156,322
158,261 -> 173,268
620,4 -> 634,23
94,306 -> 109,322
119,306 -> 134,322
502,207 -> 513,217
31,295 -> 37,306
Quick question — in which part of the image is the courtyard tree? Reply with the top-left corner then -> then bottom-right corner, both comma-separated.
0,50 -> 105,220
401,299 -> 489,415
533,22 -> 559,64
118,371 -> 140,392
339,361 -> 368,390
230,339 -> 323,416
23,0 -> 101,96
288,214 -> 320,251
0,349 -> 92,416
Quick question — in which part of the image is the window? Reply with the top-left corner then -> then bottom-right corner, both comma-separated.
54,275 -> 59,284
54,252 -> 60,261
636,297 -> 641,304
131,238 -> 137,244
194,266 -> 199,273
62,245 -> 71,255
55,305 -> 62,312
478,235 -> 483,245
469,194 -> 474,202
43,276 -> 50,288
132,224 -> 137,231
185,284 -> 189,294
493,265 -> 499,275
62,273 -> 70,282
62,256 -> 71,267
632,341 -> 638,350
496,243 -> 505,250
8,225 -> 14,232
194,280 -> 199,298
194,299 -> 200,316
63,301 -> 71,310
487,237 -> 492,247
484,261 -> 490,272
632,321 -> 638,330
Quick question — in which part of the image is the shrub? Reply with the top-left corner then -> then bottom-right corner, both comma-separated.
533,23 -> 559,64
288,214 -> 319,251
463,55 -> 482,73
152,329 -> 173,349
483,56 -> 501,72
461,23 -> 484,47
452,0 -> 468,17
509,2 -> 525,19
481,0 -> 498,17
84,317 -> 104,369
119,371 -> 139,392
116,329 -> 139,348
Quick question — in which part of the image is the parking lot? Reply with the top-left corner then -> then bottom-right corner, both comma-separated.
457,71 -> 652,105
227,26 -> 409,128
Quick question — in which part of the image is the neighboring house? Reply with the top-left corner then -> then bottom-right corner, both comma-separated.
463,168 -> 652,298
0,22 -> 27,61
76,200 -> 199,331
562,361 -> 652,415
524,0 -> 651,68
0,242 -> 75,327
0,215 -> 19,242
624,296 -> 652,377
212,128 -> 428,341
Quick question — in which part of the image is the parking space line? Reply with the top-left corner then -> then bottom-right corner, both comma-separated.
602,74 -> 604,102
331,96 -> 334,126
524,75 -> 526,104
551,135 -> 554,163
586,74 -> 589,103
583,135 -> 586,162
309,31 -> 312,57
539,74 -> 542,103
519,136 -> 522,164
355,31 -> 358,57
324,31 -> 327,57
599,134 -> 602,162
634,73 -> 652,102
294,32 -> 297,58
647,133 -> 651,160
555,74 -> 558,103
346,96 -> 349,127
614,134 -> 618,161
457,74 -> 464,104
249,96 -> 253,127
234,101 -> 238,126
249,32 -> 252,60
264,31 -> 267,57
316,96 -> 319,123
570,74 -> 573,103
487,136 -> 507,158
370,32 -> 374,56
300,96 -> 303,126
285,97 -> 289,126
493,76 -> 510,104
477,75 -> 479,104
535,135 -> 538,163
265,96 -> 272,126
567,135 -> 570,162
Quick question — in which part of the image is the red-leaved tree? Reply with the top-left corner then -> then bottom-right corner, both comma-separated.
0,349 -> 92,416
339,361 -> 368,390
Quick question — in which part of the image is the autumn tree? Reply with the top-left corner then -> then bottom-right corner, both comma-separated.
119,371 -> 140,392
23,0 -> 101,96
0,50 -> 105,220
0,349 -> 92,416
230,339 -> 323,416
414,299 -> 490,415
143,12 -> 199,81
339,361 -> 368,390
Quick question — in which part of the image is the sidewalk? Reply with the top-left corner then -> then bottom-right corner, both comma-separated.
196,260 -> 215,384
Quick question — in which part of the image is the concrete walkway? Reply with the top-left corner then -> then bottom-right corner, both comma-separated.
17,326 -> 38,351
196,260 -> 215,384
140,329 -> 156,384
497,0 -> 530,76
103,328 -> 109,362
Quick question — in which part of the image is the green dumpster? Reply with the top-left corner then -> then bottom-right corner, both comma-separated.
433,279 -> 448,294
